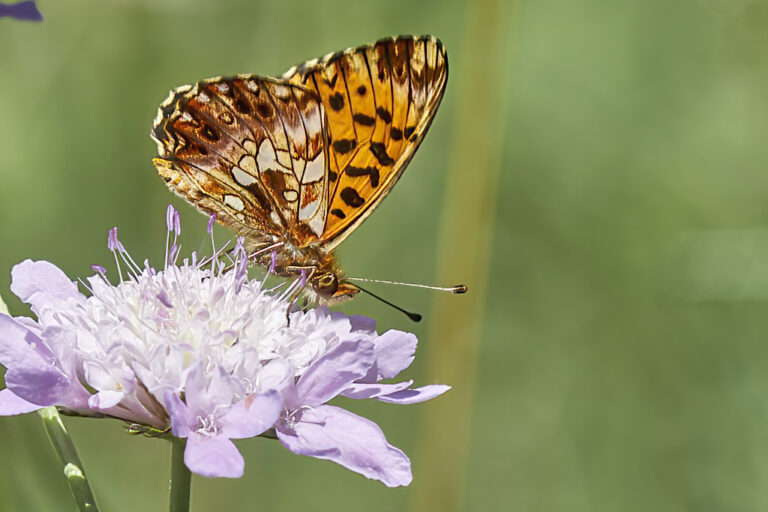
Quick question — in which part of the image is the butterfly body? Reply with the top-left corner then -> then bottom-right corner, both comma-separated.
152,35 -> 448,304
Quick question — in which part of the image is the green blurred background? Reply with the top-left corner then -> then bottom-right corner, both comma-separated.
2,0 -> 768,510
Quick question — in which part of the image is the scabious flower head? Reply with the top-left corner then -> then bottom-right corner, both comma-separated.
0,206 -> 449,486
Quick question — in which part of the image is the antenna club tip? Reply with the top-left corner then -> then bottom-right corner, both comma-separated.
408,312 -> 423,322
452,284 -> 468,294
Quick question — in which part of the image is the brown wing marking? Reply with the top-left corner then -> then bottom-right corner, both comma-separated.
152,76 -> 329,245
282,35 -> 448,250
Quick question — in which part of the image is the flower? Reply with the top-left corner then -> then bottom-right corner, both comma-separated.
0,206 -> 449,485
0,1 -> 42,21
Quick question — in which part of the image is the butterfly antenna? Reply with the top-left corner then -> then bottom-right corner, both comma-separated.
353,284 -> 423,322
346,277 -> 468,294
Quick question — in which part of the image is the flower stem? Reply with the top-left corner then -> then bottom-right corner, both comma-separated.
169,437 -> 191,512
38,406 -> 100,512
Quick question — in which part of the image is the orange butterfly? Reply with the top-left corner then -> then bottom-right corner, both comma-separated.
152,35 -> 449,307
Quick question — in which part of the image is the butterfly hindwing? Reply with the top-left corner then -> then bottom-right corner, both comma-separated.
282,35 -> 448,250
152,75 -> 330,246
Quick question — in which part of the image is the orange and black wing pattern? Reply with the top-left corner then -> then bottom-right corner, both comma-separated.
282,35 -> 448,250
152,75 -> 330,247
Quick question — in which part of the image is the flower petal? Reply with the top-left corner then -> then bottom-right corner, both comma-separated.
276,405 -> 412,487
295,340 -> 375,407
10,260 -> 80,312
373,330 -> 417,379
377,385 -> 451,404
342,380 -> 414,400
88,390 -> 124,409
185,434 -> 244,478
0,315 -> 70,406
0,388 -> 43,415
165,391 -> 193,438
184,363 -> 233,414
220,391 -> 282,439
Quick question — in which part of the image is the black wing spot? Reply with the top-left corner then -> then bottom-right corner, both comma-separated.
234,97 -> 251,115
329,170 -> 338,182
329,92 -> 345,111
345,165 -> 380,188
369,142 -> 395,166
340,187 -> 365,208
201,124 -> 220,142
390,127 -> 403,140
353,113 -> 375,126
404,126 -> 416,139
332,139 -> 357,154
255,102 -> 273,118
331,208 -> 346,219
376,107 -> 392,123
357,85 -> 367,95
328,73 -> 339,88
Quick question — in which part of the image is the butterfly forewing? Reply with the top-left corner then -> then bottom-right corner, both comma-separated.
152,35 -> 447,301
282,35 -> 448,250
152,76 -> 330,246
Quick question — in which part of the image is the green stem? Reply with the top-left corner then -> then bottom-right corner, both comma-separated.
169,437 -> 191,512
38,407 -> 99,512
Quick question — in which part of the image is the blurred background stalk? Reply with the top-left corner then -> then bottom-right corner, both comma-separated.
411,0 -> 511,511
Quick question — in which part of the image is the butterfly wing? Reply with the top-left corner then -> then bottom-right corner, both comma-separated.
282,35 -> 448,251
152,75 -> 331,247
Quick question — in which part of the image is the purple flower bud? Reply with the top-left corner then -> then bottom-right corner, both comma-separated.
207,214 -> 216,234
91,265 -> 106,276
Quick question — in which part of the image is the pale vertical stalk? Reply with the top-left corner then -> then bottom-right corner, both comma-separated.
38,407 -> 100,512
410,1 -> 512,511
169,437 -> 191,512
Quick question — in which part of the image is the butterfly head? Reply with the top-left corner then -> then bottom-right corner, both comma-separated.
310,271 -> 360,305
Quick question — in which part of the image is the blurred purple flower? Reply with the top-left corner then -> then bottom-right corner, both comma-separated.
0,206 -> 449,485
0,1 -> 42,21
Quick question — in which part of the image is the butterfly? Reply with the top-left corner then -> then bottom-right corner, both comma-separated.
151,35 -> 448,306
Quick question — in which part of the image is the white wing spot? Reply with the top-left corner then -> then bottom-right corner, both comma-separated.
301,151 -> 325,184
232,167 -> 257,187
257,139 -> 291,174
243,139 -> 257,154
283,189 -> 298,202
239,155 -> 259,174
216,82 -> 230,94
224,194 -> 245,211
308,215 -> 325,237
247,80 -> 260,93
197,92 -> 210,103
272,84 -> 291,100
299,198 -> 320,221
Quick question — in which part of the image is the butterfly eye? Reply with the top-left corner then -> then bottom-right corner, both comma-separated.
312,272 -> 339,298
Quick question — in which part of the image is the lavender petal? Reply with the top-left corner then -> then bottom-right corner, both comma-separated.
185,434 -> 244,478
295,340 -> 375,407
377,385 -> 451,404
10,260 -> 80,311
220,391 -> 282,439
276,405 -> 412,487
0,388 -> 43,415
372,330 -> 417,379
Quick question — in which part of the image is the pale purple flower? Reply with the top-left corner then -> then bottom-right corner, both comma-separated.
0,206 -> 449,485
